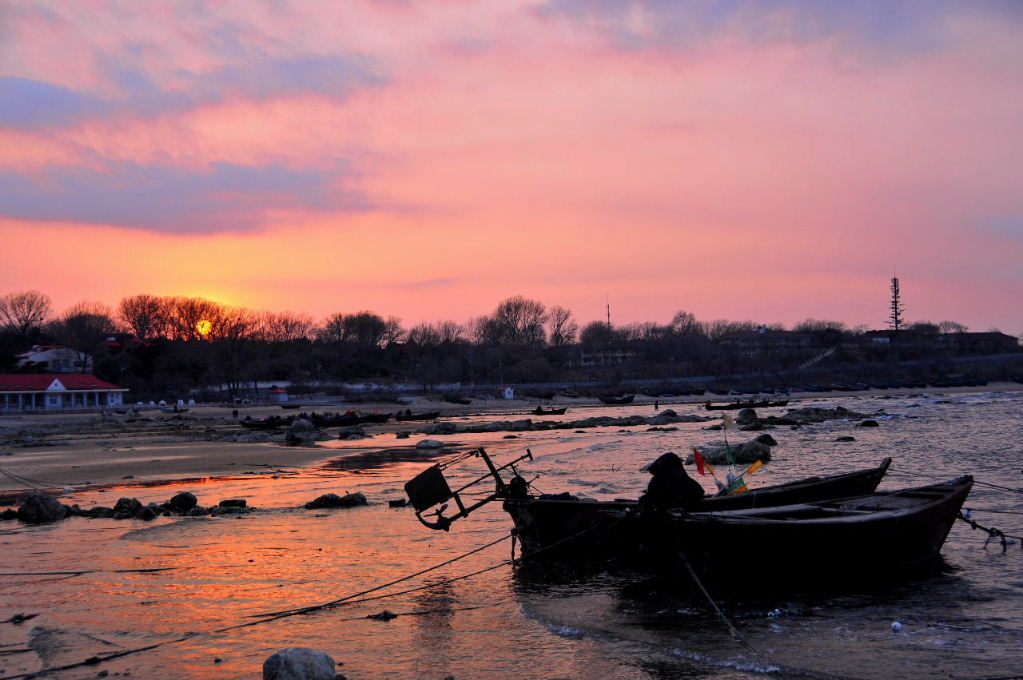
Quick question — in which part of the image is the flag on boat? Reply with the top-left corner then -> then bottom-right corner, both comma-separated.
693,448 -> 707,476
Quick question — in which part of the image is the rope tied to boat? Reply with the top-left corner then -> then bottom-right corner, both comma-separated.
957,511 -> 1020,552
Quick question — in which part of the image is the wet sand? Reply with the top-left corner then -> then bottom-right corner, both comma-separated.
1,383 -> 1018,495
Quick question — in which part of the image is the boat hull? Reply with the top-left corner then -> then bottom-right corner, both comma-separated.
506,459 -> 893,559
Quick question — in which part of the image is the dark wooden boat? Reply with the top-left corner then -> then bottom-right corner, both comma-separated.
612,475 -> 973,586
598,394 -> 635,405
308,412 -> 360,427
504,458 -> 892,559
356,412 -> 391,424
402,450 -> 971,590
705,399 -> 789,410
395,410 -> 441,421
280,403 -> 301,410
240,415 -> 293,429
533,406 -> 567,416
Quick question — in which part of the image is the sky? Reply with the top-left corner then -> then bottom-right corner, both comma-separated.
1,0 -> 1021,335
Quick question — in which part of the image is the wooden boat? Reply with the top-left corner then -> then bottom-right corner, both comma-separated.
308,412 -> 360,427
403,448 -> 968,591
598,394 -> 635,405
395,410 -> 441,422
443,393 -> 472,405
533,406 -> 567,416
503,458 -> 892,559
705,399 -> 789,410
240,415 -> 293,429
280,403 -> 301,410
611,475 -> 973,586
356,412 -> 391,424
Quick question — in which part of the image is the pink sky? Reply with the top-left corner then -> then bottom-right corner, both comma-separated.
1,1 -> 1021,335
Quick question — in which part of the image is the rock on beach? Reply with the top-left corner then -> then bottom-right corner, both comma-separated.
263,647 -> 337,680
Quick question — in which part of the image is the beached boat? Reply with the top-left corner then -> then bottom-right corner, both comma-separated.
403,449 -> 967,589
598,394 -> 635,405
705,399 -> 789,410
533,406 -> 567,416
395,410 -> 441,422
502,457 -> 892,558
240,415 -> 293,429
356,412 -> 391,424
308,412 -> 360,427
606,475 -> 973,586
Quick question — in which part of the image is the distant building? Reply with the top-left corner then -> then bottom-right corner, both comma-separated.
0,374 -> 128,411
15,345 -> 92,373
569,347 -> 639,368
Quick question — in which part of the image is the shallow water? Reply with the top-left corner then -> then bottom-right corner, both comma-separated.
1,393 -> 1022,679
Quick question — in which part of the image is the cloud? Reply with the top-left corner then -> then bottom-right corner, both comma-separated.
0,161 -> 368,233
1,53 -> 382,131
539,0 -> 1023,58
0,77 -> 107,129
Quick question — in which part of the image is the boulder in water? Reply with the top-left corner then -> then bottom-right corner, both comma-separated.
263,647 -> 337,680
17,493 -> 67,524
304,492 -> 367,510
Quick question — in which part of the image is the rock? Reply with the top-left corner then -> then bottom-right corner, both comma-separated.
503,434 -> 519,438
736,408 -> 758,426
395,431 -> 410,439
286,419 -> 330,444
263,647 -> 337,680
388,499 -> 408,508
416,439 -> 445,450
857,419 -> 880,427
337,427 -> 367,440
17,493 -> 67,523
304,492 -> 368,510
754,434 -> 778,447
168,491 -> 198,514
836,436 -> 856,442
219,499 -> 247,508
112,497 -> 143,519
686,440 -> 773,465
1,508 -> 18,520
137,505 -> 158,521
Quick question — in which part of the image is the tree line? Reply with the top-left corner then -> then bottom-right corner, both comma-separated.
0,289 -> 992,400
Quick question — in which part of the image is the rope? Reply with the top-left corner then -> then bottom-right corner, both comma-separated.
0,466 -> 54,490
957,512 -> 1022,552
248,532 -> 511,619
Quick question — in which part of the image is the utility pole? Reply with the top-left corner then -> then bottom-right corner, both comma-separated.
888,275 -> 904,331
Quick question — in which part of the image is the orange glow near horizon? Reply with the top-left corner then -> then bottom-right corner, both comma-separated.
1,3 -> 1021,334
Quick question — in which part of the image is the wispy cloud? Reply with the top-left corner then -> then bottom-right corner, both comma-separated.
0,160 -> 367,233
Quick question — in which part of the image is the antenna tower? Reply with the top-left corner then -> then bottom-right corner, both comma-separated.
888,275 -> 904,331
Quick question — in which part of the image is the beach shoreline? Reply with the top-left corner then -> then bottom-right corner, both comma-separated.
1,382 -> 1019,497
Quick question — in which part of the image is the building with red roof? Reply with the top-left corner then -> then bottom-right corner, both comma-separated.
0,374 -> 128,411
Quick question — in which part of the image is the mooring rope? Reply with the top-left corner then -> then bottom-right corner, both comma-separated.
957,512 -> 1022,552
0,466 -> 54,490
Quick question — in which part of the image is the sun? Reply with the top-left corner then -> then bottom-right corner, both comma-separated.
196,319 -> 213,337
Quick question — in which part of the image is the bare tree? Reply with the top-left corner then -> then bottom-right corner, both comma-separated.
118,294 -> 166,340
487,296 -> 548,346
0,290 -> 52,340
547,306 -> 578,347
254,311 -> 314,342
793,318 -> 847,333
165,297 -> 221,340
52,301 -> 119,371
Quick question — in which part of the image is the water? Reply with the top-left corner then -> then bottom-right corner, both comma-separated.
2,392 -> 1022,679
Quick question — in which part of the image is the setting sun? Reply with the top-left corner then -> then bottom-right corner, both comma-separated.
196,319 -> 213,337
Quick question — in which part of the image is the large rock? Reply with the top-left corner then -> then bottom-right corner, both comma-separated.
285,419 -> 329,444
735,408 -> 758,426
686,439 -> 773,465
167,491 -> 198,514
304,492 -> 367,510
263,647 -> 337,680
415,439 -> 445,450
113,497 -> 143,519
17,493 -> 67,523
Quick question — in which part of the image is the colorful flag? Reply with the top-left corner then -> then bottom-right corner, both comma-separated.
693,448 -> 707,476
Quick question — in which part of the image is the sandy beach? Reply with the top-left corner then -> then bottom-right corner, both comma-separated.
1,382 -> 1019,499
